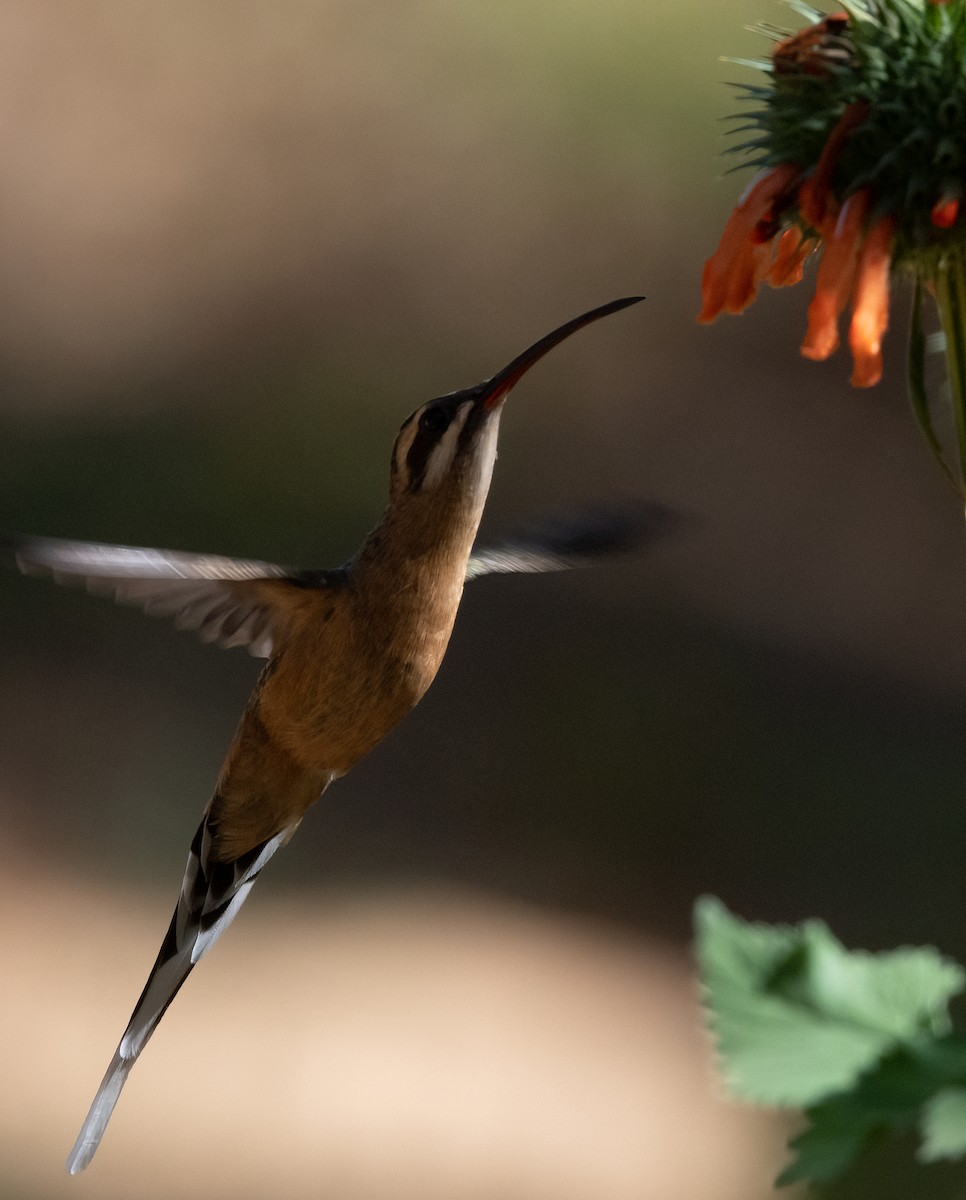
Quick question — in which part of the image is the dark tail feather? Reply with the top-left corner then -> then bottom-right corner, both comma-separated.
66,817 -> 297,1173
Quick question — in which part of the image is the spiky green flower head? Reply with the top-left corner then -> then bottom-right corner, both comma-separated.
742,0 -> 966,269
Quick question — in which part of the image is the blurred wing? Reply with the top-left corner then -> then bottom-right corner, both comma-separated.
4,535 -> 335,657
466,500 -> 682,581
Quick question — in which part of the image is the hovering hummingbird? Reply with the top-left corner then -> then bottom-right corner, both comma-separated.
7,296 -> 666,1172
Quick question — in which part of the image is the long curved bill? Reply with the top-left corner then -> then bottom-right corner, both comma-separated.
478,296 -> 644,409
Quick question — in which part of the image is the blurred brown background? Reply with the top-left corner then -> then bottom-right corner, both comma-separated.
3,1 -> 966,1197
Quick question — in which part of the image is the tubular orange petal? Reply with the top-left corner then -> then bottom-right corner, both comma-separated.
801,189 -> 870,361
848,215 -> 895,387
767,227 -> 818,288
797,177 -> 835,235
766,226 -> 802,283
801,101 -> 870,229
931,196 -> 960,229
699,164 -> 802,323
722,239 -> 773,314
781,237 -> 819,288
801,295 -> 840,359
699,213 -> 753,322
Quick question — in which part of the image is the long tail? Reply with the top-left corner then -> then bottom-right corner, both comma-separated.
67,816 -> 297,1174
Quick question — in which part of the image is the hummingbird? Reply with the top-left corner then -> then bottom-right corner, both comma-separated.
6,296 -> 662,1172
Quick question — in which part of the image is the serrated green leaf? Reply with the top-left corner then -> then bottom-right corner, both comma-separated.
695,898 -> 965,1108
919,1088 -> 966,1162
779,924 -> 965,1042
777,1109 -> 873,1185
777,1040 -> 965,1185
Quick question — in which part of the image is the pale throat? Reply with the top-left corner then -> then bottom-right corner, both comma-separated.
463,407 -> 501,508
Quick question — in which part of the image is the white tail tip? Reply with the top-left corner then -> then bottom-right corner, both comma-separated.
66,1052 -> 133,1174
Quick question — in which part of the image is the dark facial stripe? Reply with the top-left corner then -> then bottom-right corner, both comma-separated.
405,403 -> 456,491
405,431 -> 435,491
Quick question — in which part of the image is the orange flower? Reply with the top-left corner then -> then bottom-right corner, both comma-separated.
705,0 -> 966,492
699,79 -> 904,389
702,1 -> 966,392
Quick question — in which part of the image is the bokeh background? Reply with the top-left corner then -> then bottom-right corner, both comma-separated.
3,1 -> 966,1197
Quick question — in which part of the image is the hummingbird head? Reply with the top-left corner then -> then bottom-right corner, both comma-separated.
389,296 -> 643,508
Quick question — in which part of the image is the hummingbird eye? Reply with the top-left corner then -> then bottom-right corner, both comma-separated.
418,406 -> 451,435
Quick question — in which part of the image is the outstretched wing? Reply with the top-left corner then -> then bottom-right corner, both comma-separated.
466,500 -> 681,581
3,535 -> 339,658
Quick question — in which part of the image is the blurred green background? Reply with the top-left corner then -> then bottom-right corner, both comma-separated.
3,1 -> 966,1197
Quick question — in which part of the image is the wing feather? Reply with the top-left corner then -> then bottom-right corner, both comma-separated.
4,534 -> 340,657
466,500 -> 681,581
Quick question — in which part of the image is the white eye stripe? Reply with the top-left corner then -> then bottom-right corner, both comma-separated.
421,402 -> 473,491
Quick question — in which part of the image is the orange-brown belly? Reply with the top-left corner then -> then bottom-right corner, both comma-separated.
258,590 -> 459,774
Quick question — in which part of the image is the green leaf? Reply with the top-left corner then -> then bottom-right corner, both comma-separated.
780,1046 -> 954,1184
778,1106 -> 874,1185
695,898 -> 965,1108
697,900 -> 966,1187
908,1030 -> 966,1083
919,1087 -> 966,1162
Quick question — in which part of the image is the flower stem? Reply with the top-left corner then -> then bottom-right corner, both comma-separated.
935,246 -> 966,510
907,280 -> 961,494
